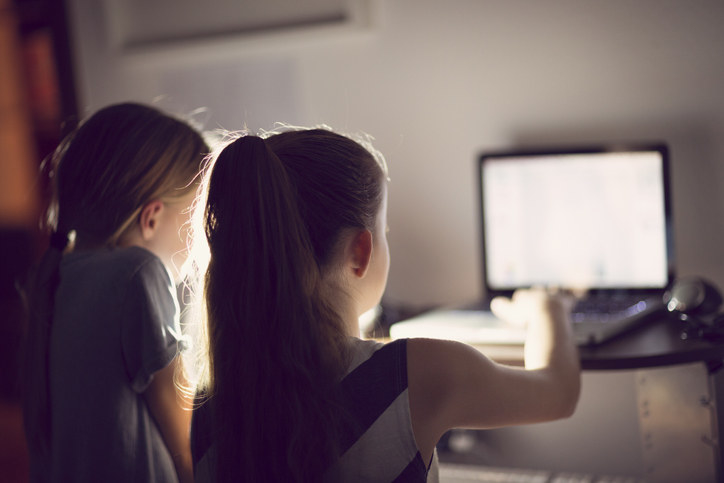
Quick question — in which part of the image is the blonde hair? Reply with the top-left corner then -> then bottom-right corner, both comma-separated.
48,103 -> 208,247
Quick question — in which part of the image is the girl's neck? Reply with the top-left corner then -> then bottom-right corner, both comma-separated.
329,295 -> 363,338
321,269 -> 363,338
343,310 -> 362,338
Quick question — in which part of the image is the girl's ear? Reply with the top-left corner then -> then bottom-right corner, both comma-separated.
348,229 -> 373,279
138,200 -> 164,241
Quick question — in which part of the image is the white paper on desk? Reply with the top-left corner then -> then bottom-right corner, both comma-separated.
389,309 -> 527,345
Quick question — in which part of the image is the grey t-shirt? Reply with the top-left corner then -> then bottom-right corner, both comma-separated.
39,246 -> 182,482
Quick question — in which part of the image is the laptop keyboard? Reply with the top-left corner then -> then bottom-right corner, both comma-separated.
570,294 -> 653,323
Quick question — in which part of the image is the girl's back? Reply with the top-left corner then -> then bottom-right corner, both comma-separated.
46,247 -> 178,482
321,338 -> 435,481
191,338 -> 437,482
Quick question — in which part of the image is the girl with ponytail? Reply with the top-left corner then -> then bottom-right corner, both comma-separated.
23,103 -> 209,483
191,128 -> 581,482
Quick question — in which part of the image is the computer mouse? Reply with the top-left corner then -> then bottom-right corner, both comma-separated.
663,277 -> 722,315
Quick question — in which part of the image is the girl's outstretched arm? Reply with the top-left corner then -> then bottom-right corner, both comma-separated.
407,289 -> 581,463
144,356 -> 194,483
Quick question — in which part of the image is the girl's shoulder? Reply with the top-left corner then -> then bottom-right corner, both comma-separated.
345,337 -> 406,377
63,245 -> 159,268
61,245 -> 169,287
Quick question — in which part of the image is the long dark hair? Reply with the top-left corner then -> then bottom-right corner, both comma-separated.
203,129 -> 386,481
23,102 -> 208,458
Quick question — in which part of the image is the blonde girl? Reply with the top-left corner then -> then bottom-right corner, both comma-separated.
23,103 -> 209,483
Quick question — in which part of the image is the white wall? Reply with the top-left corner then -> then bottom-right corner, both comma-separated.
67,0 -> 724,309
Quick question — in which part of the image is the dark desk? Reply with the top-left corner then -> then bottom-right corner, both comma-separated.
444,310 -> 724,371
577,312 -> 724,371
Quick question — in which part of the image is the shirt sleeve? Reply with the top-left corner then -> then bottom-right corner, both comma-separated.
121,255 -> 182,393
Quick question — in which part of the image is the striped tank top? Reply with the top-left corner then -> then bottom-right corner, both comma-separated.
191,338 -> 439,482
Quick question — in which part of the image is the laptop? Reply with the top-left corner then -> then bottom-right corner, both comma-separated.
390,143 -> 674,346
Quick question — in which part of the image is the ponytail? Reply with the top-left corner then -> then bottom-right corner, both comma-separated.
204,136 -> 347,482
23,231 -> 69,456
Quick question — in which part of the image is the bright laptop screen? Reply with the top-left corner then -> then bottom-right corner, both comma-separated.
480,146 -> 672,291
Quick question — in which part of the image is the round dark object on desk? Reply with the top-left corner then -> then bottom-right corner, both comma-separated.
663,277 -> 723,315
